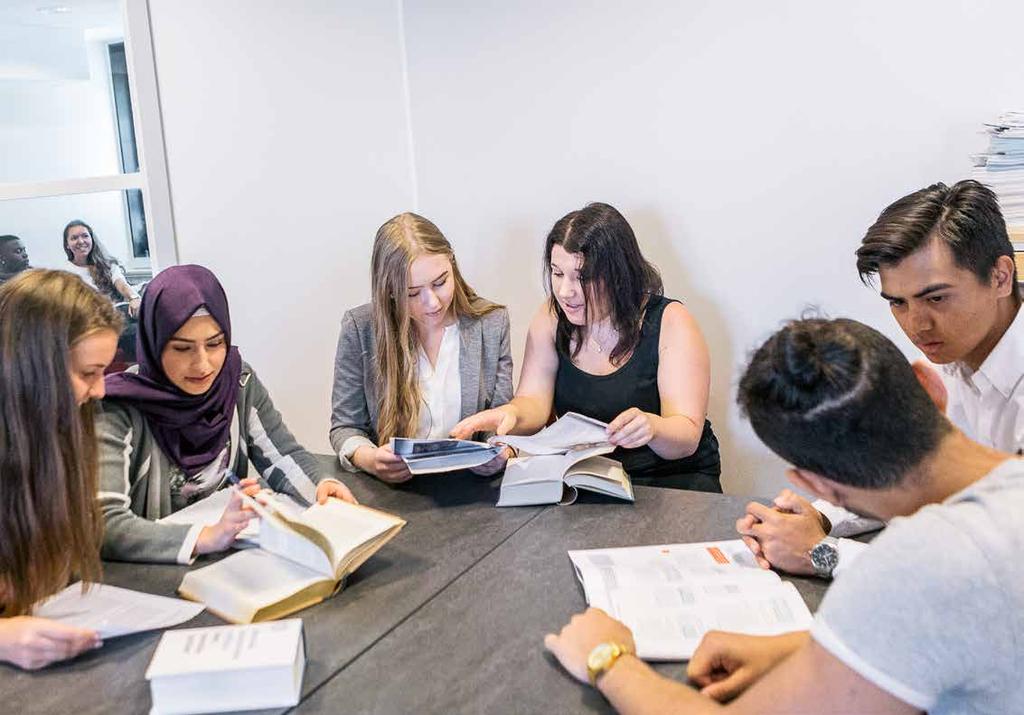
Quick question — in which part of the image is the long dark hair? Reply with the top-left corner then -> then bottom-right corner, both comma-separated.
0,270 -> 122,615
544,202 -> 662,365
63,220 -> 122,300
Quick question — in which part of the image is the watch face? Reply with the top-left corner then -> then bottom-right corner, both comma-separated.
587,643 -> 617,670
811,542 -> 839,573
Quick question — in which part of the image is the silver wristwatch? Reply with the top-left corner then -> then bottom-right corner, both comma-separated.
810,536 -> 839,578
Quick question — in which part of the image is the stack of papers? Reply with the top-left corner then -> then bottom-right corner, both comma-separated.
972,111 -> 1024,238
569,540 -> 813,661
33,582 -> 204,638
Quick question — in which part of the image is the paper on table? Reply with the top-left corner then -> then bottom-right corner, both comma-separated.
33,582 -> 204,639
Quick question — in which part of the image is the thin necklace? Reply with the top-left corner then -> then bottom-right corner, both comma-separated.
588,321 -> 617,354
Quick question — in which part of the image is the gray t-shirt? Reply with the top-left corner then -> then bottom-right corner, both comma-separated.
811,458 -> 1024,714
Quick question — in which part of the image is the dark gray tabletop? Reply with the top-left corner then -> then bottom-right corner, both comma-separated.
293,487 -> 830,715
0,456 -> 542,715
0,459 -> 833,715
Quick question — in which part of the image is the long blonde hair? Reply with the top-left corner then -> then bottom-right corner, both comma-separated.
0,270 -> 122,615
371,213 -> 501,444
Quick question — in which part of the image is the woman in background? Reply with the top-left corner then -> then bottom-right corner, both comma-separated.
454,202 -> 721,492
63,220 -> 142,317
0,270 -> 121,669
99,264 -> 356,564
331,212 -> 513,483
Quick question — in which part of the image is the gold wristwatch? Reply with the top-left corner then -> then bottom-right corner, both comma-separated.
587,642 -> 631,685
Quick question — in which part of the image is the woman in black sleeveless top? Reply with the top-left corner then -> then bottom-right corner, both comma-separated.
453,202 -> 721,492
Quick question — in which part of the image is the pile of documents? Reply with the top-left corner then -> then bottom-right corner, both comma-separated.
972,111 -> 1024,239
569,540 -> 813,661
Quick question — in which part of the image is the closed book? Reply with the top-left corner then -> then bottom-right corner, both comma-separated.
146,619 -> 305,714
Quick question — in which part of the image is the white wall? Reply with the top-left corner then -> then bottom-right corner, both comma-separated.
0,36 -> 132,269
147,0 -> 415,452
402,0 -> 1024,495
146,1 -> 1024,495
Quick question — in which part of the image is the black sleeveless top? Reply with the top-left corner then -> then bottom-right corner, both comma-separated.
553,295 -> 721,492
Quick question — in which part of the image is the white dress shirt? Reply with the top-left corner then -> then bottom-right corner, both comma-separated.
943,304 -> 1024,454
342,323 -> 462,460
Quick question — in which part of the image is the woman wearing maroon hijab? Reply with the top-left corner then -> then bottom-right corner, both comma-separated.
98,265 -> 355,563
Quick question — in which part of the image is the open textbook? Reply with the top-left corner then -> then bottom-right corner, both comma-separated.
179,495 -> 405,624
158,488 -> 306,546
147,619 -> 305,714
493,413 -> 633,506
569,540 -> 813,661
391,437 -> 503,474
33,582 -> 204,639
496,444 -> 633,506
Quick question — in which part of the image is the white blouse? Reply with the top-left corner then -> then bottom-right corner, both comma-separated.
342,323 -> 462,460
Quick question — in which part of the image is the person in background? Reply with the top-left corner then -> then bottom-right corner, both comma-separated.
99,264 -> 355,564
738,180 -> 1023,578
0,270 -> 122,670
546,318 -> 1023,715
453,202 -> 721,491
63,220 -> 142,318
0,235 -> 30,284
331,212 -> 513,483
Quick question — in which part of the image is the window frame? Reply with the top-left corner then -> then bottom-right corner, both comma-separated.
0,0 -> 178,273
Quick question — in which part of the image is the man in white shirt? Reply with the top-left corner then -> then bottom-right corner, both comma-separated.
545,318 -> 1023,715
737,179 -> 1023,577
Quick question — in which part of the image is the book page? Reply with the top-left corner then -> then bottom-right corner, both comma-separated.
564,455 -> 633,500
569,541 -> 774,611
296,500 -> 404,573
492,412 -> 610,455
33,582 -> 204,639
179,549 -> 328,623
606,582 -> 813,660
145,619 -> 303,678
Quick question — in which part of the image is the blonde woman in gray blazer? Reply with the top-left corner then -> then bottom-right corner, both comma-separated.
331,213 -> 513,482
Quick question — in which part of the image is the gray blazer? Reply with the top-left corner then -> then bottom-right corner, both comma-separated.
330,302 -> 513,469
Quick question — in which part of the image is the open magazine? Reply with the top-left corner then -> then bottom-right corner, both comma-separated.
178,492 -> 405,624
568,540 -> 813,660
492,413 -> 633,506
391,437 -> 503,474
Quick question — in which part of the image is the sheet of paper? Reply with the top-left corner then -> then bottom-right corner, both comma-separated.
493,412 -> 610,455
33,582 -> 204,639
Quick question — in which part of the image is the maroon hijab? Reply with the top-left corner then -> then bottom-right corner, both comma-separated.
105,265 -> 243,476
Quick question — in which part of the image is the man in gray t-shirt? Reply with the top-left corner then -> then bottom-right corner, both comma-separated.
543,318 -> 1023,715
812,457 -> 1022,714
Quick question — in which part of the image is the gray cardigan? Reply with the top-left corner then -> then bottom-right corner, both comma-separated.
330,303 -> 513,468
98,363 -> 332,564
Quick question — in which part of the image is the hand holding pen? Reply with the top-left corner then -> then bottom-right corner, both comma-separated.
192,470 -> 261,557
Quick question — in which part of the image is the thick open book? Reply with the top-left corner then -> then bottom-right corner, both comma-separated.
178,496 -> 405,624
391,437 -> 502,474
146,619 -> 305,714
493,413 -> 633,506
496,445 -> 633,506
569,540 -> 813,660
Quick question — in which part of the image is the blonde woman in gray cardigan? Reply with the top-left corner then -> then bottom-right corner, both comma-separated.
331,213 -> 513,482
100,265 -> 355,564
